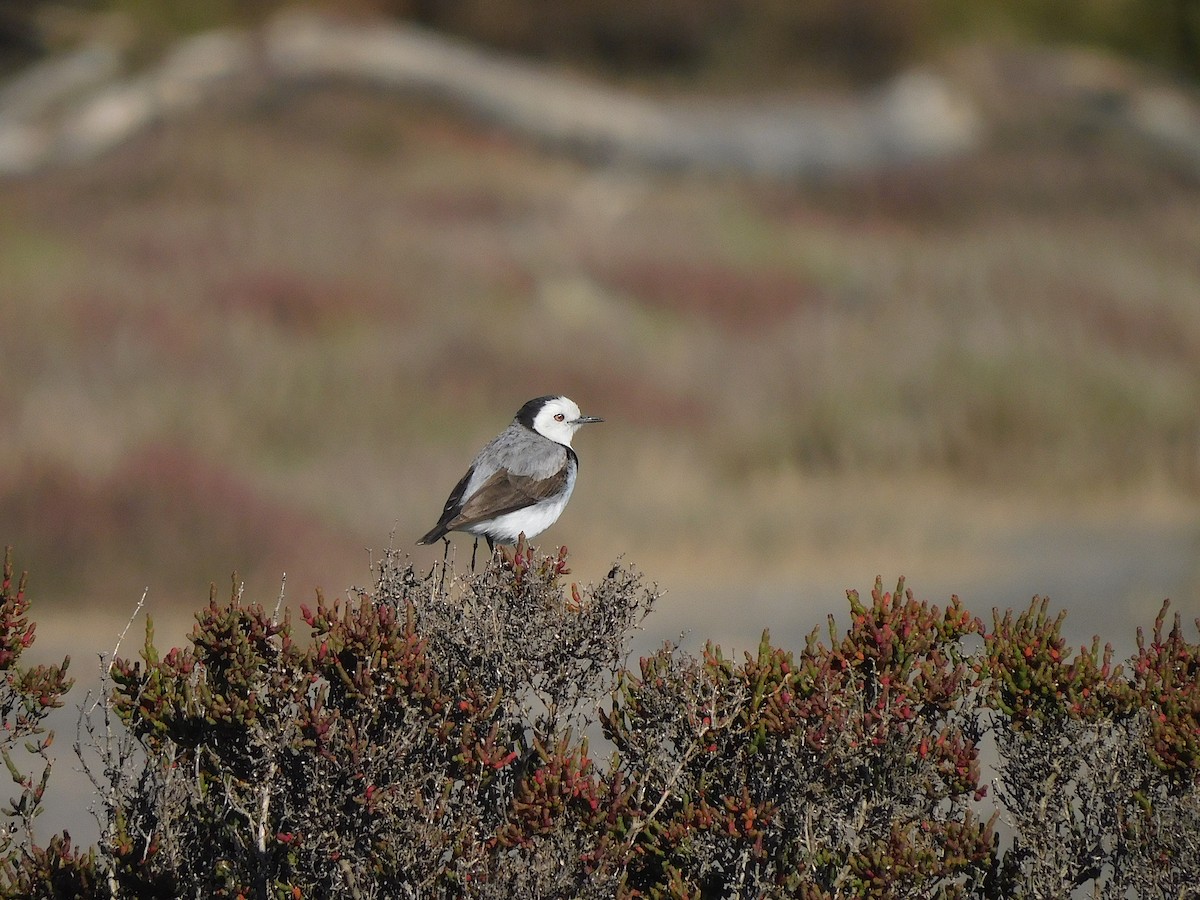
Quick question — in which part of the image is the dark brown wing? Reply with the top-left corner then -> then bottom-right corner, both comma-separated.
447,466 -> 569,532
416,466 -> 476,544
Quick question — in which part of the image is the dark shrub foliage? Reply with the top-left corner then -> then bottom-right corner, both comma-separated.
99,540 -> 655,898
0,544 -> 1197,898
983,598 -> 1200,897
601,582 -> 995,897
0,549 -> 82,898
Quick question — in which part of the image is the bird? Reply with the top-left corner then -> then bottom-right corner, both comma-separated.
417,395 -> 603,565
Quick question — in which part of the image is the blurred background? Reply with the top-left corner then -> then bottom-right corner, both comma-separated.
1,0 -> 1199,771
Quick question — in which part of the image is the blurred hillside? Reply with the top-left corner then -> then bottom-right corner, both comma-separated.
0,4 -> 1198,670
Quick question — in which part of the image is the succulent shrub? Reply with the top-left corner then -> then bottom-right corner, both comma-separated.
0,544 -> 1196,898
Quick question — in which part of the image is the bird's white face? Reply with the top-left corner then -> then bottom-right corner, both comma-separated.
530,396 -> 603,446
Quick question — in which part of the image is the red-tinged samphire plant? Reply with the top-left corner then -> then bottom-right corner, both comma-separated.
0,542 -> 1196,898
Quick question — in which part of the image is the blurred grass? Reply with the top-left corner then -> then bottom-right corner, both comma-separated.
1,47 -> 1199,615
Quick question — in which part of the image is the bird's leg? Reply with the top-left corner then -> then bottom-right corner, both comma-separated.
437,537 -> 450,593
470,537 -> 479,573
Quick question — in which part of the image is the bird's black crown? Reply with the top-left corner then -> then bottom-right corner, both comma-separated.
515,395 -> 560,430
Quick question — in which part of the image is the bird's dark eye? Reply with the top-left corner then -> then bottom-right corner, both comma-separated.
554,413 -> 565,422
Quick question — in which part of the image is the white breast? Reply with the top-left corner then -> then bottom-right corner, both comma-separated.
464,464 -> 577,544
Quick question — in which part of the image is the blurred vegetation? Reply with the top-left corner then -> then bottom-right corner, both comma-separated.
2,0 -> 1198,82
2,0 -> 1199,617
1,69 -> 1198,607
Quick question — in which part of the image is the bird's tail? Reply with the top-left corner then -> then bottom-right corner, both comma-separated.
416,524 -> 448,545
